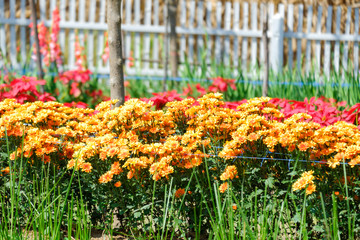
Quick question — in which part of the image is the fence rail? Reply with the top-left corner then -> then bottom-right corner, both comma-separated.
0,0 -> 359,78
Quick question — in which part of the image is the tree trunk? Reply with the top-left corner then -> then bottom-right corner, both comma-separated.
107,0 -> 125,108
30,0 -> 45,93
262,6 -> 269,97
169,0 -> 178,78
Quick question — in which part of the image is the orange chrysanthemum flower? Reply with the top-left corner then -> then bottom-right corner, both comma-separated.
292,170 -> 316,195
175,188 -> 185,198
1,167 -> 10,175
219,182 -> 228,193
99,172 -> 113,184
298,142 -> 310,152
220,165 -> 238,181
110,161 -> 123,175
306,183 -> 316,195
80,162 -> 92,173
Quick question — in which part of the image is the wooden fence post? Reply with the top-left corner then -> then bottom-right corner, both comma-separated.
0,0 -> 5,61
163,0 -> 169,92
169,0 -> 178,78
262,5 -> 269,97
269,13 -> 284,74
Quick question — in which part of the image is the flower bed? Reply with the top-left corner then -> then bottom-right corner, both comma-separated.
2,93 -> 359,184
2,93 -> 360,237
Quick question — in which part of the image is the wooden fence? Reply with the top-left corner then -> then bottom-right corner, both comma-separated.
0,0 -> 359,78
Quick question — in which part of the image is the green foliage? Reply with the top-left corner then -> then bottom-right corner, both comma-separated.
125,58 -> 360,108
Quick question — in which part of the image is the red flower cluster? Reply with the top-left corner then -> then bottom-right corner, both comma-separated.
29,8 -> 62,67
135,84 -> 360,129
49,7 -> 62,65
86,89 -> 111,104
269,97 -> 360,127
0,76 -> 55,103
222,100 -> 247,110
102,32 -> 110,63
63,101 -> 88,108
208,77 -> 236,93
74,35 -> 87,70
142,90 -> 183,110
183,83 -> 207,98
57,69 -> 92,97
182,77 -> 236,99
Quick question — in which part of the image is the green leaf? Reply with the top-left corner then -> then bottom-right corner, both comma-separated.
291,213 -> 301,223
265,177 -> 275,188
133,211 -> 142,218
278,190 -> 287,196
312,225 -> 324,233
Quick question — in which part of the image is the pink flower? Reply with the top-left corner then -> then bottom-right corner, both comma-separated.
11,93 -> 37,103
63,101 -> 88,108
208,77 -> 236,92
38,92 -> 56,102
182,84 -> 193,96
195,83 -> 207,96
58,69 -> 92,84
9,76 -> 45,96
0,76 -> 55,104
102,32 -> 110,63
29,8 -> 62,66
269,97 -> 358,127
74,36 -> 87,70
70,82 -> 81,97
125,51 -> 135,67
149,90 -> 183,110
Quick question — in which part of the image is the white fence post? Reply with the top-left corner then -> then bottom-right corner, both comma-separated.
269,13 -> 284,74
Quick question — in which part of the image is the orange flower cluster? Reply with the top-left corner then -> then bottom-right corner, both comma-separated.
219,182 -> 228,193
220,165 -> 238,181
219,165 -> 238,192
175,188 -> 185,198
1,94 -> 360,195
1,167 -> 9,175
292,170 -> 316,195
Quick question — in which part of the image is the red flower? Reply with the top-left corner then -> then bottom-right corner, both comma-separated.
37,92 -> 56,102
222,100 -> 247,110
9,76 -> 46,96
270,97 -> 358,127
12,93 -> 37,103
0,83 -> 8,89
195,83 -> 207,96
63,101 -> 88,108
89,89 -> 103,98
208,77 -> 236,93
182,84 -> 193,96
70,82 -> 81,97
58,69 -> 92,84
127,51 -> 134,67
102,32 -> 110,63
149,90 -> 183,110
343,103 -> 360,124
